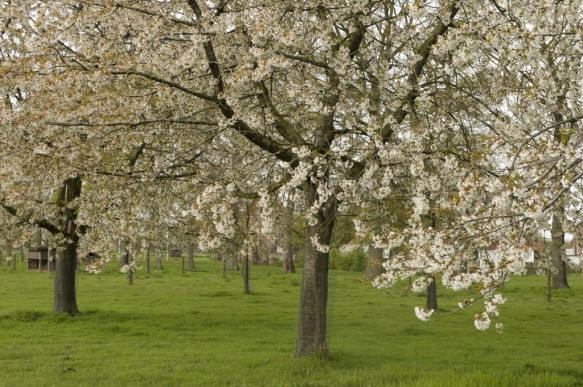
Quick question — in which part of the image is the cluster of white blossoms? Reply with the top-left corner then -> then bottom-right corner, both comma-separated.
85,257 -> 111,275
414,307 -> 434,322
471,294 -> 506,331
120,261 -> 142,274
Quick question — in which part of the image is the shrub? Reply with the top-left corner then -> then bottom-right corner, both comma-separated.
329,248 -> 367,272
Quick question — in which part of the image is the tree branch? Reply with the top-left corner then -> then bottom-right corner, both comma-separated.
111,70 -> 217,102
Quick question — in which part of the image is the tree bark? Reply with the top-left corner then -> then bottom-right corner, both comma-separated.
154,250 -> 164,270
551,212 -> 569,289
283,199 -> 295,274
366,246 -> 385,280
243,249 -> 250,294
227,255 -> 238,270
295,183 -> 336,358
146,242 -> 151,274
124,248 -> 133,285
426,275 -> 438,310
187,242 -> 195,270
53,176 -> 82,315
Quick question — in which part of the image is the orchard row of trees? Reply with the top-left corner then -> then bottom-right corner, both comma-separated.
1,0 -> 582,357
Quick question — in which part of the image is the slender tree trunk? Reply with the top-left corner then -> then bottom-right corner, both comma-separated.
426,275 -> 438,310
187,242 -> 195,270
154,250 -> 164,270
366,246 -> 385,280
547,269 -> 552,302
551,212 -> 569,289
20,244 -> 24,263
251,243 -> 260,265
295,183 -> 336,358
146,242 -> 151,274
124,249 -> 133,285
243,250 -> 250,294
53,176 -> 81,315
283,199 -> 295,274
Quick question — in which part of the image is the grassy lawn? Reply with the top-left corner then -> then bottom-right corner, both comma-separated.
0,256 -> 582,386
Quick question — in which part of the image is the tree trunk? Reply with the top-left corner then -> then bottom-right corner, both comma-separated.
366,246 -> 385,280
154,250 -> 164,270
243,250 -> 250,294
53,176 -> 82,315
146,242 -> 151,274
426,275 -> 438,310
295,183 -> 336,358
120,249 -> 129,268
54,240 -> 80,314
223,254 -> 239,270
20,244 -> 24,263
124,249 -> 133,285
187,242 -> 195,270
283,199 -> 295,274
551,212 -> 569,289
250,243 -> 260,265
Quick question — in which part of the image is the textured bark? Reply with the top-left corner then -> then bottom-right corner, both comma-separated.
366,246 -> 385,280
154,250 -> 164,270
295,183 -> 336,358
426,275 -> 438,310
53,176 -> 81,315
283,199 -> 295,274
187,242 -> 195,270
120,250 -> 129,267
227,255 -> 239,271
146,243 -> 151,274
243,250 -> 250,294
124,249 -> 133,285
551,213 -> 569,289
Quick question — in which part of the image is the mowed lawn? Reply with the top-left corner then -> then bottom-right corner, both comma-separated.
0,257 -> 582,386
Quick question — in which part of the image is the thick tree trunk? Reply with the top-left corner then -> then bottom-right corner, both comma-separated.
426,275 -> 438,310
187,242 -> 195,270
53,240 -> 80,314
295,184 -> 336,358
366,246 -> 385,280
120,249 -> 129,268
53,176 -> 82,315
551,213 -> 569,289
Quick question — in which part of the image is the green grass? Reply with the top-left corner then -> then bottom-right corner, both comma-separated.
0,257 -> 582,386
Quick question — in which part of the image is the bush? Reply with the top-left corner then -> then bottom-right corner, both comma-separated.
329,248 -> 367,272
292,247 -> 368,272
